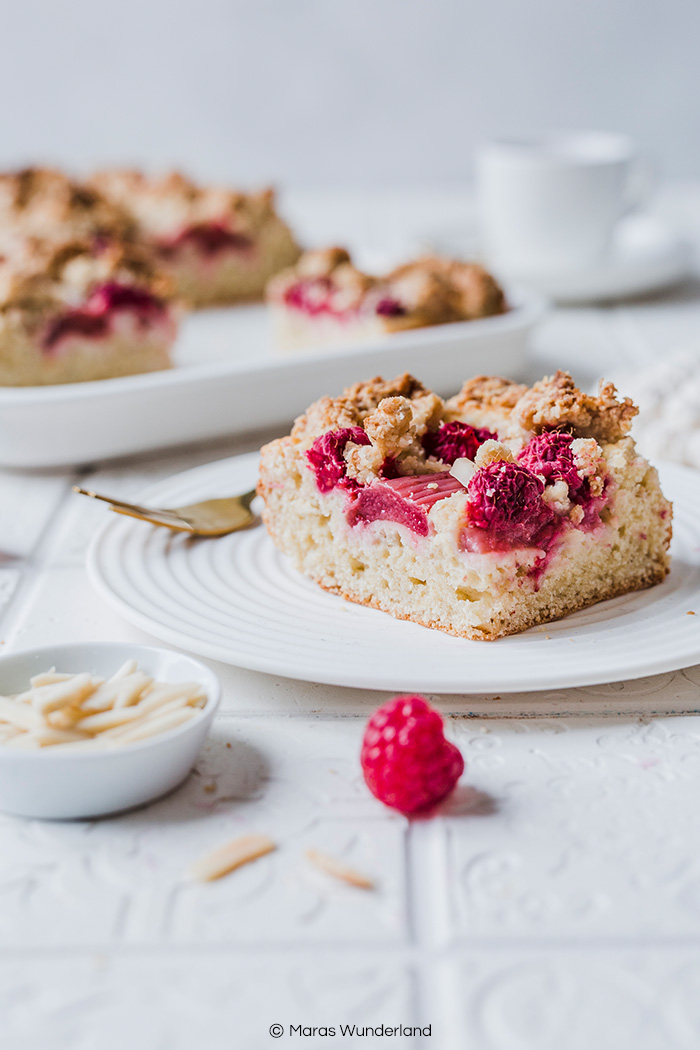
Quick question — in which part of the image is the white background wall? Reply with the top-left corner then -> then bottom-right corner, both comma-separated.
2,0 -> 699,186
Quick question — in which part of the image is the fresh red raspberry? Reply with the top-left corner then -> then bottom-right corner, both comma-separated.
518,431 -> 584,497
422,421 -> 496,465
360,695 -> 464,814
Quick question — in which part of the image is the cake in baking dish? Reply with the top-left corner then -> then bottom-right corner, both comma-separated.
257,371 -> 672,640
266,248 -> 506,350
90,169 -> 301,307
0,236 -> 178,386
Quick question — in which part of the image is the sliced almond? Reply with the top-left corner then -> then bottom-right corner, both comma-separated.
0,663 -> 208,751
138,682 -> 206,713
108,659 -> 138,682
32,727 -> 89,747
81,672 -> 152,712
188,834 -> 276,882
108,707 -> 196,744
28,674 -> 95,714
0,695 -> 42,730
305,849 -> 375,890
0,725 -> 23,742
30,670 -> 84,688
77,704 -> 151,732
449,457 -> 476,487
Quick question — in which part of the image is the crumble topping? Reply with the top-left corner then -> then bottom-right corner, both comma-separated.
542,480 -> 573,516
512,370 -> 637,442
473,440 -> 515,468
571,437 -> 605,479
445,375 -> 529,419
291,373 -> 430,442
343,373 -> 429,415
292,246 -> 354,280
384,256 -> 505,321
344,442 -> 385,486
0,167 -> 135,242
363,397 -> 417,457
91,169 -> 288,240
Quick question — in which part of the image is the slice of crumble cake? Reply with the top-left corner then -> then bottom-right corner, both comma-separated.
266,248 -> 506,351
258,371 -> 672,640
90,170 -> 301,307
0,236 -> 178,385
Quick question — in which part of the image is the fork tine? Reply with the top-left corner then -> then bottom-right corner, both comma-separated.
72,485 -> 256,536
72,486 -> 174,519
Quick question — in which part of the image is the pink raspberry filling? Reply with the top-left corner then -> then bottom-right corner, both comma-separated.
518,430 -> 610,528
284,283 -> 407,321
423,421 -> 496,465
461,461 -> 558,553
283,278 -> 336,316
518,431 -> 584,496
43,282 -> 167,352
374,296 -> 406,317
346,473 -> 464,535
306,427 -> 371,493
158,222 -> 253,258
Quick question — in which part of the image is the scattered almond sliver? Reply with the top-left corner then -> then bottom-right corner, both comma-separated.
0,661 -> 207,750
188,834 -> 276,882
305,848 -> 375,890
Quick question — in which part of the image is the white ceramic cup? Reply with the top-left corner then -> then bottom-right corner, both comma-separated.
476,132 -> 645,272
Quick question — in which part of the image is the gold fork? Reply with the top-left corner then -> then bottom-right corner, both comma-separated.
73,486 -> 257,537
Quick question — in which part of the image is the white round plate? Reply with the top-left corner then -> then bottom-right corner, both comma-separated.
495,214 -> 692,303
87,453 -> 700,694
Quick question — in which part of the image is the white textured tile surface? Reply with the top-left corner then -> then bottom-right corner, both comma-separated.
437,950 -> 700,1050
0,953 -> 419,1050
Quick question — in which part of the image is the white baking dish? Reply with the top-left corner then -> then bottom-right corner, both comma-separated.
0,292 -> 544,468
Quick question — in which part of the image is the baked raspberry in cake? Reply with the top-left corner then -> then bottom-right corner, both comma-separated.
266,248 -> 506,351
258,371 -> 672,640
0,168 -> 135,244
90,170 -> 301,307
0,237 -> 177,385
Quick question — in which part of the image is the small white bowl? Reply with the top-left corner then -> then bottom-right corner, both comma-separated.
0,642 -> 221,820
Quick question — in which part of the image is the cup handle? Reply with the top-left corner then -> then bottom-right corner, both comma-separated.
624,157 -> 655,216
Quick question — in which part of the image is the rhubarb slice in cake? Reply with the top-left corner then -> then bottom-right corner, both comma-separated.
0,237 -> 177,385
258,371 -> 672,640
90,170 -> 301,307
266,248 -> 506,351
